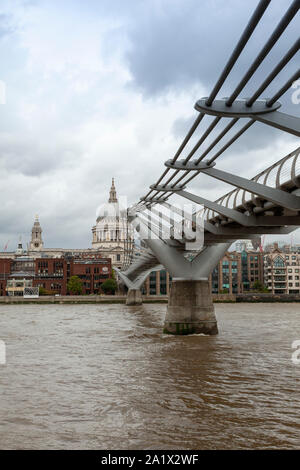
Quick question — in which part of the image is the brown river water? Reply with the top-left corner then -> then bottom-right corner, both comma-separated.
0,303 -> 299,450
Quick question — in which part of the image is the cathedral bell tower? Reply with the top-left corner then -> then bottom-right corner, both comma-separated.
29,215 -> 44,251
108,178 -> 118,203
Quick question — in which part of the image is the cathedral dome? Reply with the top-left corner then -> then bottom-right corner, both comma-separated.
95,178 -> 126,222
92,179 -> 133,259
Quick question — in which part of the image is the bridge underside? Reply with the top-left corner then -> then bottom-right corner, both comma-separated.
119,143 -> 300,333
117,1 -> 300,334
119,147 -> 300,332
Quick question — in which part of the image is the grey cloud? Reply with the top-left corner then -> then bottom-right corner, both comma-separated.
0,210 -> 29,238
172,115 -> 196,140
0,0 -> 299,250
0,14 -> 14,39
126,0 -> 299,115
0,136 -> 81,176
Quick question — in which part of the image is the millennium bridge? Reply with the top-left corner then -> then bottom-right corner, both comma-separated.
116,0 -> 300,335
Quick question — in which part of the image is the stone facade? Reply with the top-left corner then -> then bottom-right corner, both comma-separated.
91,178 -> 133,268
264,245 -> 300,294
29,215 -> 44,251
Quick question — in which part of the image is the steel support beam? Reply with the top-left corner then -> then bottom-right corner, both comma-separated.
204,222 -> 297,235
195,98 -> 300,137
200,167 -> 300,209
176,190 -> 256,226
255,110 -> 300,137
133,215 -> 230,279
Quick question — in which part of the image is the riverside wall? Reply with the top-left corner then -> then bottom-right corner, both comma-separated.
0,293 -> 300,304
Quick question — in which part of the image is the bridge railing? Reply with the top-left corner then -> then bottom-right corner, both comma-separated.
205,147 -> 300,221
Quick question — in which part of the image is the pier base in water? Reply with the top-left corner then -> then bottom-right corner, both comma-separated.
163,280 -> 218,335
126,288 -> 143,306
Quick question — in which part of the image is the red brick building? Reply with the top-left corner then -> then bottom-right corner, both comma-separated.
0,255 -> 112,296
0,259 -> 12,296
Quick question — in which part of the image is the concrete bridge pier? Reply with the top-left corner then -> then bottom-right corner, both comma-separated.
163,279 -> 217,335
115,264 -> 163,307
126,288 -> 143,306
131,225 -> 230,335
123,219 -> 230,333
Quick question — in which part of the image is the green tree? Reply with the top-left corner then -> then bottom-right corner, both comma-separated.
101,278 -> 117,294
220,288 -> 229,294
39,286 -> 47,296
67,276 -> 83,295
252,280 -> 268,292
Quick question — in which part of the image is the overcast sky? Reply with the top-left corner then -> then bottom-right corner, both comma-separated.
0,0 -> 299,250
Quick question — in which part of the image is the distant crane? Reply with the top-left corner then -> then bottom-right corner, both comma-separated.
290,233 -> 294,250
259,236 -> 265,254
2,241 -> 9,294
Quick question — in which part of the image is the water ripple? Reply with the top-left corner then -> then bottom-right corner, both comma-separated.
0,303 -> 299,449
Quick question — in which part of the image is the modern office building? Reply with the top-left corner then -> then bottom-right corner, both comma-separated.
142,270 -> 172,296
142,249 -> 265,296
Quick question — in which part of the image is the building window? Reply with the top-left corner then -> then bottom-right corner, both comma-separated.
273,256 -> 285,267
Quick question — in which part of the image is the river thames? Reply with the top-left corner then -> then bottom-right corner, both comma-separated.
0,303 -> 299,449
